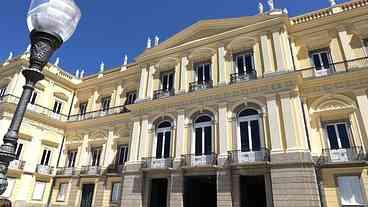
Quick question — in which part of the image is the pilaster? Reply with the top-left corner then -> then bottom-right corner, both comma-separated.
260,33 -> 274,74
266,95 -> 284,153
146,65 -> 155,100
139,116 -> 150,159
337,25 -> 355,61
218,103 -> 228,165
137,66 -> 148,102
129,118 -> 141,162
218,46 -> 226,85
175,110 -> 185,166
174,59 -> 181,94
354,89 -> 368,150
180,56 -> 189,93
272,29 -> 288,72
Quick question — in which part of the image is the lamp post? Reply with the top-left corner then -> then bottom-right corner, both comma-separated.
0,0 -> 81,194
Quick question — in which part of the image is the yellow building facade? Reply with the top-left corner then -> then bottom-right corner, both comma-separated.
0,1 -> 368,206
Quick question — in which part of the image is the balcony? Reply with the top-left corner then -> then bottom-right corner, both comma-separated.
8,160 -> 25,171
319,147 -> 366,164
182,153 -> 217,167
153,89 -> 175,100
229,149 -> 270,165
106,164 -> 124,174
230,71 -> 257,84
36,164 -> 54,175
56,167 -> 77,176
80,166 -> 101,175
143,157 -> 173,169
69,105 -> 129,122
189,80 -> 213,92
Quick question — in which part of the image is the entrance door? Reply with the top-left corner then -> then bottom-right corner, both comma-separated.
150,179 -> 168,207
240,176 -> 267,207
184,176 -> 217,207
81,184 -> 95,207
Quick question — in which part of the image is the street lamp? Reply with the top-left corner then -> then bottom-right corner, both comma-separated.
0,0 -> 81,194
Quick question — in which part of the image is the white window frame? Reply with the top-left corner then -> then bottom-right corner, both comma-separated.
32,181 -> 46,201
152,122 -> 172,158
310,48 -> 334,76
324,122 -> 352,150
337,176 -> 366,206
90,147 -> 102,166
160,71 -> 174,91
56,183 -> 68,202
0,87 -> 6,97
126,91 -> 137,105
53,98 -> 64,114
1,177 -> 15,198
111,182 -> 121,203
233,51 -> 254,74
193,62 -> 211,83
192,116 -> 213,155
101,96 -> 111,111
236,111 -> 264,152
66,150 -> 77,168
40,148 -> 53,166
117,145 -> 128,165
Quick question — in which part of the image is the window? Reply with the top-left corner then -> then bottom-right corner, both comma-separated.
194,62 -> 211,83
111,182 -> 121,202
15,143 -> 23,160
125,91 -> 137,105
160,71 -> 174,91
91,148 -> 102,166
32,181 -> 46,200
53,99 -> 63,114
66,150 -> 77,168
155,122 -> 171,159
117,145 -> 128,165
56,183 -> 68,202
364,39 -> 368,56
0,177 -> 15,198
310,49 -> 333,72
30,91 -> 38,105
337,176 -> 366,206
0,87 -> 6,97
79,102 -> 88,116
237,109 -> 261,152
101,96 -> 111,111
325,122 -> 351,150
40,149 -> 52,166
194,115 -> 212,155
233,51 -> 254,75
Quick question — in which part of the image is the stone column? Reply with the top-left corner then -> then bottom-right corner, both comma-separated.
272,29 -> 288,72
103,129 -> 115,168
170,173 -> 184,207
129,118 -> 141,162
260,33 -> 274,74
137,66 -> 149,101
281,28 -> 294,70
218,103 -> 228,165
231,174 -> 240,207
337,25 -> 355,61
146,65 -> 155,100
253,41 -> 263,77
279,92 -> 299,151
354,89 -> 368,150
91,90 -> 99,111
218,45 -> 226,85
139,116 -> 150,159
211,53 -> 219,87
266,95 -> 284,153
115,84 -> 124,106
217,170 -> 233,207
174,110 -> 185,167
174,59 -> 181,94
180,56 -> 189,93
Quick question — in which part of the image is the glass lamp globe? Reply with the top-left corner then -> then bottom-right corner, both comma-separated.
27,0 -> 81,42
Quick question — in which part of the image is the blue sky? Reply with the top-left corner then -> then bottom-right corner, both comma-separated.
0,0 -> 348,75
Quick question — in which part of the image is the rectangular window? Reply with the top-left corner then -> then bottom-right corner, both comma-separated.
32,181 -> 46,200
160,71 -> 174,91
310,49 -> 333,71
194,62 -> 211,83
56,183 -> 68,202
0,177 -> 15,198
101,96 -> 111,111
40,149 -> 52,166
30,91 -> 38,105
79,102 -> 88,115
0,87 -> 6,97
53,100 -> 63,114
66,150 -> 77,168
111,182 -> 121,202
117,145 -> 128,165
338,176 -> 365,206
325,122 -> 351,149
364,38 -> 368,56
15,143 -> 23,160
125,91 -> 137,105
233,51 -> 254,74
91,148 -> 102,166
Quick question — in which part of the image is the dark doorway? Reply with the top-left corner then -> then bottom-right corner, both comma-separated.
240,175 -> 267,207
150,179 -> 168,207
81,184 -> 95,207
184,176 -> 217,207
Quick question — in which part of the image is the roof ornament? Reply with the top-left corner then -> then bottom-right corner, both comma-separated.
100,61 -> 105,73
7,52 -> 13,60
258,2 -> 264,14
123,54 -> 128,66
25,45 -> 31,53
154,35 -> 159,47
147,37 -> 152,49
80,70 -> 85,78
75,69 -> 80,78
267,0 -> 274,11
54,57 -> 60,66
283,8 -> 288,14
329,0 -> 336,6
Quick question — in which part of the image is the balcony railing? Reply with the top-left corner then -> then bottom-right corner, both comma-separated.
182,153 -> 217,167
0,94 -> 68,121
9,160 -> 25,170
319,147 -> 366,164
68,105 -> 129,122
153,89 -> 175,100
230,71 -> 257,84
56,167 -> 78,176
106,164 -> 124,174
80,166 -> 101,175
228,148 -> 270,164
189,80 -> 213,92
36,164 -> 54,175
143,157 -> 173,169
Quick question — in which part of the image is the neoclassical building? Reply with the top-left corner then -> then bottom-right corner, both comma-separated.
0,0 -> 368,206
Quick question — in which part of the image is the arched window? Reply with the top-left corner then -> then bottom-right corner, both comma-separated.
155,121 -> 172,159
194,115 -> 212,155
237,109 -> 261,152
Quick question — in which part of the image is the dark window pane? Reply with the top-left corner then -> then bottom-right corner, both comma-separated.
312,54 -> 322,70
327,125 -> 339,149
204,126 -> 212,155
195,115 -> 211,123
164,131 -> 171,158
45,150 -> 51,165
16,143 -> 23,160
168,73 -> 174,90
204,64 -> 211,81
320,52 -> 331,69
197,65 -> 204,82
156,133 -> 164,158
162,75 -> 168,90
245,54 -> 253,73
250,120 -> 261,151
41,150 -> 47,165
158,121 -> 171,128
195,128 -> 202,155
240,122 -> 250,152
237,56 -> 245,75
239,109 -> 258,117
337,124 -> 350,148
